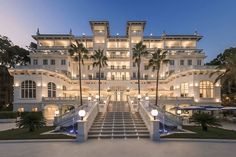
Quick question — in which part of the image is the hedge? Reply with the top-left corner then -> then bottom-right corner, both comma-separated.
0,112 -> 18,119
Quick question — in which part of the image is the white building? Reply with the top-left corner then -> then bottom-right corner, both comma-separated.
10,21 -> 221,121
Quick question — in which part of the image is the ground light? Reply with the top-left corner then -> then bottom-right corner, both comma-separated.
151,109 -> 158,120
78,110 -> 86,120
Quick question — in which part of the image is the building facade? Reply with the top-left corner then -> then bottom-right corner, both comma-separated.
10,21 -> 221,121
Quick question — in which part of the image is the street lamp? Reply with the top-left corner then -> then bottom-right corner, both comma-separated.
145,96 -> 149,101
151,109 -> 158,120
78,110 -> 86,120
54,110 -> 59,117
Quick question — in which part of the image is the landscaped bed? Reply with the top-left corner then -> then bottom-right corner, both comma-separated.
0,126 -> 74,140
163,125 -> 236,139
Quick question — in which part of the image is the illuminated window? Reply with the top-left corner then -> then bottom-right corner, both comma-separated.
18,107 -> 24,112
48,82 -> 56,97
199,81 -> 213,98
21,80 -> 36,98
180,83 -> 189,97
32,107 -> 38,112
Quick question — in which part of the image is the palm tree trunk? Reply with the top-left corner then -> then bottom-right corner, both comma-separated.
138,56 -> 141,94
98,65 -> 101,102
78,59 -> 83,106
156,69 -> 159,106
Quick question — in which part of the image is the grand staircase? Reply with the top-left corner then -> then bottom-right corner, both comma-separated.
88,101 -> 149,139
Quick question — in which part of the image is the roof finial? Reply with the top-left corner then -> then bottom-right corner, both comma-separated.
194,30 -> 198,35
69,28 -> 72,35
162,30 -> 166,36
36,28 -> 40,35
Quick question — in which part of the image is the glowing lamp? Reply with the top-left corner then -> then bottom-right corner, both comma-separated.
145,96 -> 149,101
88,96 -> 92,101
137,94 -> 141,100
177,110 -> 181,115
151,109 -> 158,120
78,110 -> 86,120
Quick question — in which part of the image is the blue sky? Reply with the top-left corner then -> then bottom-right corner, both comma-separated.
0,0 -> 236,61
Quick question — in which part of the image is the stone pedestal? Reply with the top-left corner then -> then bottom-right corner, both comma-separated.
150,120 -> 160,141
76,120 -> 87,142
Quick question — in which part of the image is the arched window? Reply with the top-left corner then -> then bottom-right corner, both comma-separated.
199,81 -> 213,98
48,82 -> 56,97
21,80 -> 36,98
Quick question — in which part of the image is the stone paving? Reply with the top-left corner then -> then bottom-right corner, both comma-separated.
0,139 -> 236,157
0,123 -> 16,131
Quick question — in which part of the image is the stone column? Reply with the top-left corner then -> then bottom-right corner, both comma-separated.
76,120 -> 87,142
150,119 -> 160,141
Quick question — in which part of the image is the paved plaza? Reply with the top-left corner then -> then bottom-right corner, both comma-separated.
0,139 -> 236,157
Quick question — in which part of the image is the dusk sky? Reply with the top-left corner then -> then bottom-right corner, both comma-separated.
0,0 -> 236,61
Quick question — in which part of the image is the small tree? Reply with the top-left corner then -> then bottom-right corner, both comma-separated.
16,112 -> 46,132
192,112 -> 221,131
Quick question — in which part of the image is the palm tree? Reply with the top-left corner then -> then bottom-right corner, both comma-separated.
192,112 -> 221,131
69,41 -> 88,106
210,51 -> 236,84
91,49 -> 108,102
16,112 -> 46,132
148,49 -> 168,106
132,41 -> 149,94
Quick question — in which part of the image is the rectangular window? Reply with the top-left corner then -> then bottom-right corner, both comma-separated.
88,74 -> 93,80
180,60 -> 184,66
188,60 -> 192,66
133,72 -> 136,79
144,74 -> 148,80
51,59 -> 55,65
133,62 -> 136,67
96,73 -> 99,79
101,73 -> 104,79
180,83 -> 189,97
88,65 -> 93,70
122,75 -> 126,80
111,65 -> 115,69
144,65 -> 149,70
43,59 -> 48,65
170,60 -> 175,66
122,65 -> 126,69
61,59 -> 66,65
33,59 -> 38,65
197,60 -> 202,65
111,75 -> 115,80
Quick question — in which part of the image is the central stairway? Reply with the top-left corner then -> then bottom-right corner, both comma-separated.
88,101 -> 149,139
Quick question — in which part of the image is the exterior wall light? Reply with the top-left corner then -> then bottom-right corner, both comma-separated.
131,100 -> 134,104
78,110 -> 86,120
177,110 -> 181,115
88,96 -> 92,101
216,98 -> 220,102
95,95 -> 99,100
54,110 -> 59,116
137,94 -> 141,100
145,96 -> 149,101
151,109 -> 158,120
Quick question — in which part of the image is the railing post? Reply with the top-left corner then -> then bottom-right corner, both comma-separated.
150,119 -> 160,141
76,120 -> 87,142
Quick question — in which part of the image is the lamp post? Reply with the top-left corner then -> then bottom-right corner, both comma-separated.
78,110 -> 86,121
150,109 -> 160,141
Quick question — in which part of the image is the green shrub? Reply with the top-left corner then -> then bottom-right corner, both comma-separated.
0,112 -> 18,119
